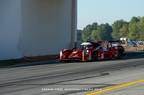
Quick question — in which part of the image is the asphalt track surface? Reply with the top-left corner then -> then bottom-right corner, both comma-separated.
0,53 -> 144,95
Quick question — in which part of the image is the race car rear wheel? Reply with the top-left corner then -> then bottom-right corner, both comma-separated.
118,47 -> 123,58
92,51 -> 98,60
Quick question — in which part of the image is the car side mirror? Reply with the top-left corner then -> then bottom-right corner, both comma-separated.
72,48 -> 75,50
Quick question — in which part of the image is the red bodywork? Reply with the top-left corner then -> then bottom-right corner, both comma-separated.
60,41 -> 125,62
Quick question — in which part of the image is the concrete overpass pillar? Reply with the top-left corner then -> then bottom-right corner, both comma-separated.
0,0 -> 77,60
71,0 -> 77,49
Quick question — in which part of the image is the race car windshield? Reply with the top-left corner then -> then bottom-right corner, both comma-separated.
94,43 -> 100,48
79,45 -> 92,50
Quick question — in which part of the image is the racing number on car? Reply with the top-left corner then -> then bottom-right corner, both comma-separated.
101,52 -> 104,59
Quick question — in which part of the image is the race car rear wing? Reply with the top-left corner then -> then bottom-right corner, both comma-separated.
108,40 -> 122,43
107,40 -> 123,47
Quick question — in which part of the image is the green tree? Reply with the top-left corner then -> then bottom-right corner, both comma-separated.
91,30 -> 99,40
127,16 -> 140,41
137,16 -> 144,40
120,24 -> 129,38
127,24 -> 139,41
111,20 -> 127,40
77,29 -> 82,41
81,25 -> 92,41
130,16 -> 140,23
81,22 -> 98,41
96,23 -> 112,41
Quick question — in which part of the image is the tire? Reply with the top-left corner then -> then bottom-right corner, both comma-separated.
92,51 -> 98,60
64,60 -> 71,63
118,47 -> 123,58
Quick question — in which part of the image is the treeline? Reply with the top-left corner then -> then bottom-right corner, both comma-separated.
77,16 -> 144,41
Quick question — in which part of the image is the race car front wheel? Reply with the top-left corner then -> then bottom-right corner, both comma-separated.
64,60 -> 71,63
92,51 -> 98,60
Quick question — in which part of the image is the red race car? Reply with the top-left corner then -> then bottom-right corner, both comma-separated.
60,40 -> 126,62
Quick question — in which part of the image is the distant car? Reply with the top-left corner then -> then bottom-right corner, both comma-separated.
137,41 -> 144,46
60,40 -> 126,62
127,41 -> 137,47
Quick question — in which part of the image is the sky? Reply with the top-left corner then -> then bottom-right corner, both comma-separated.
77,0 -> 144,30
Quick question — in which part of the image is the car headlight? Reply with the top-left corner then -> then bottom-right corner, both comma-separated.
86,50 -> 89,52
85,50 -> 89,55
60,51 -> 63,56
